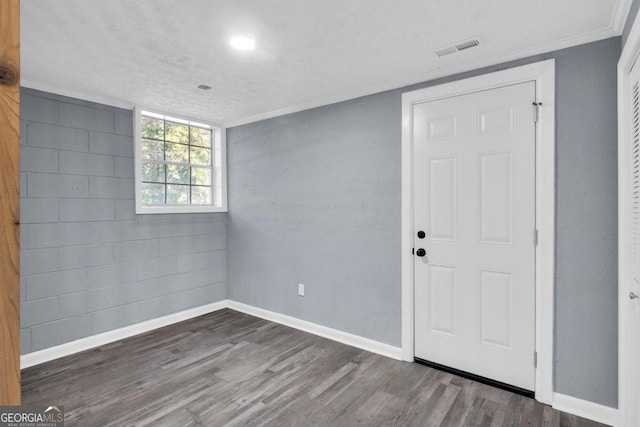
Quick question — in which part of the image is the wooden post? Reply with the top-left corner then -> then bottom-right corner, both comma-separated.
0,0 -> 21,405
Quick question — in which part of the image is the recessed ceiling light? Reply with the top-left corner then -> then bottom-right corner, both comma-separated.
230,35 -> 256,51
198,84 -> 212,90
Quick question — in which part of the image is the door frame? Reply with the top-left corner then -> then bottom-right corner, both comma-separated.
617,9 -> 640,426
400,59 -> 556,404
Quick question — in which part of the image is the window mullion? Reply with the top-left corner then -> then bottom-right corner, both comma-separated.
163,119 -> 168,204
138,110 -> 223,211
143,159 -> 199,168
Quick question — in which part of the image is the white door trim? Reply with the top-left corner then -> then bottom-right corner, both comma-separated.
401,59 -> 556,404
617,9 -> 640,427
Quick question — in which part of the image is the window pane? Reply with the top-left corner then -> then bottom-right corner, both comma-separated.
142,162 -> 165,183
167,164 -> 190,184
141,117 -> 164,140
191,167 -> 211,186
138,112 -> 222,210
165,121 -> 189,144
165,142 -> 189,163
166,184 -> 189,204
191,186 -> 212,205
190,146 -> 210,166
142,139 -> 164,160
191,127 -> 212,148
141,183 -> 165,204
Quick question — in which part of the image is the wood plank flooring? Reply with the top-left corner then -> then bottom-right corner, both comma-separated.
22,309 -> 606,426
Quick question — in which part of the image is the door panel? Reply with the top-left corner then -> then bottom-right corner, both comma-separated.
428,115 -> 457,141
478,152 -> 513,244
428,156 -> 456,241
479,269 -> 514,350
413,82 -> 536,390
428,264 -> 457,336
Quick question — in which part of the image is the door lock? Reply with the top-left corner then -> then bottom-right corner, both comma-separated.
416,248 -> 426,257
417,231 -> 426,239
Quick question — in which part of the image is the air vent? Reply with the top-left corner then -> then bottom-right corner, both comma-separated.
435,46 -> 458,57
435,38 -> 480,57
455,39 -> 480,51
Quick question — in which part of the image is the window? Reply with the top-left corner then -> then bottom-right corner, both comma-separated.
134,108 -> 227,213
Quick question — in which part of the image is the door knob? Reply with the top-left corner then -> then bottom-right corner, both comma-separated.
630,292 -> 639,300
416,248 -> 426,257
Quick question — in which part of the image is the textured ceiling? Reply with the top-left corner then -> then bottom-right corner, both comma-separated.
21,0 -> 629,126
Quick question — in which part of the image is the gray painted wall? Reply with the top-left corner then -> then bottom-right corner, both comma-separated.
20,89 -> 228,354
552,39 -> 619,408
228,92 -> 402,345
622,0 -> 640,48
227,37 -> 620,407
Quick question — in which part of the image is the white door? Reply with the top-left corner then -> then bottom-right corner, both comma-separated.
413,82 -> 536,390
621,59 -> 640,427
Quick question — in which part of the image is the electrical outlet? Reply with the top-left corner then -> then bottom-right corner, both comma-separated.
298,283 -> 304,297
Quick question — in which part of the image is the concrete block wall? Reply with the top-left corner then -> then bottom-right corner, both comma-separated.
20,88 -> 227,354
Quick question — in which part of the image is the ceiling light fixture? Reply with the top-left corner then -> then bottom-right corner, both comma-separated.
229,35 -> 256,51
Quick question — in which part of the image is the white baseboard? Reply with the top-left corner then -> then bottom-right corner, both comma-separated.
20,300 -> 620,427
553,393 -> 618,426
227,300 -> 403,360
21,299 -> 402,369
21,300 -> 229,369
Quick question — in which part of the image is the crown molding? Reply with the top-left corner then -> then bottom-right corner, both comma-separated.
611,0 -> 633,34
22,17 -> 623,129
225,26 -> 618,128
20,78 -> 134,111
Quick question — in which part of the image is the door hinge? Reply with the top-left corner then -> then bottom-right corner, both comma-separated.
533,229 -> 538,247
532,102 -> 542,123
534,351 -> 538,368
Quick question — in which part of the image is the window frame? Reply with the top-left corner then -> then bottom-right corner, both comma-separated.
133,107 -> 228,214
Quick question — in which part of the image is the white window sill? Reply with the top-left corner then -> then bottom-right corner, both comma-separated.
136,205 -> 228,214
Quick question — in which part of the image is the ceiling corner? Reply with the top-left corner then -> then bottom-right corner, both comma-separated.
20,77 -> 134,112
611,0 -> 634,34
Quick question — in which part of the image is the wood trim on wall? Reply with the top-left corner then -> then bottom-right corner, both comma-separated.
0,0 -> 21,406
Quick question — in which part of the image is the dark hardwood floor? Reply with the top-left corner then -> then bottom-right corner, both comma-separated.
22,309 -> 606,426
